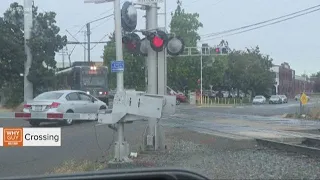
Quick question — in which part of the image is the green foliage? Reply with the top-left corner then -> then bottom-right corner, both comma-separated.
0,2 -> 66,106
103,33 -> 145,91
0,17 -> 25,86
167,0 -> 203,91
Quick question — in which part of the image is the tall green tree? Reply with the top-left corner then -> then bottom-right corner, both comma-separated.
1,2 -> 67,106
103,33 -> 145,90
228,46 -> 275,97
167,0 -> 203,91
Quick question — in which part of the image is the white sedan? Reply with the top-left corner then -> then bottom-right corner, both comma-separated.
23,90 -> 108,127
252,95 -> 266,104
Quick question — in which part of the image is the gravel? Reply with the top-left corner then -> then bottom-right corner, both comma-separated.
130,127 -> 320,180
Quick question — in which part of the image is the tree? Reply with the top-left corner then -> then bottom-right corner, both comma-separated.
103,33 -> 145,91
167,0 -> 203,91
0,17 -> 25,86
229,46 -> 274,97
1,2 -> 67,106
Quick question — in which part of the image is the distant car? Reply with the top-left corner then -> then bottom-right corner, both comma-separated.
175,92 -> 187,105
269,95 -> 282,104
279,95 -> 288,103
252,95 -> 266,104
23,90 -> 108,127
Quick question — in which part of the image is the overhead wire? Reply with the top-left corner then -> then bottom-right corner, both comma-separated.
65,0 -> 125,58
201,3 -> 320,38
201,7 -> 320,41
90,34 -> 109,50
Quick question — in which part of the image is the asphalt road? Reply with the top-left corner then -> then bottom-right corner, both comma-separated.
0,100 -> 318,178
0,119 -> 147,178
180,99 -> 320,116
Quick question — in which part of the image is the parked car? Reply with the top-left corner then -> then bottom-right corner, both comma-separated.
252,95 -> 266,104
269,95 -> 282,104
167,86 -> 187,105
175,93 -> 187,105
23,90 -> 108,127
279,95 -> 288,103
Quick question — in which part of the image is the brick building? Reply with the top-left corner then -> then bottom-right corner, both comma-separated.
271,62 -> 313,98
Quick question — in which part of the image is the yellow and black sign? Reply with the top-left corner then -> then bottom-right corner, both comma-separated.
300,92 -> 308,105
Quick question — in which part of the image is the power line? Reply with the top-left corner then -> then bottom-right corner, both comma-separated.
87,14 -> 114,24
90,34 -> 109,50
201,7 -> 320,41
65,29 -> 87,49
201,4 -> 320,38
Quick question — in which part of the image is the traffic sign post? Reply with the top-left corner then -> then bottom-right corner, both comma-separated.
299,92 -> 308,115
85,0 -> 129,164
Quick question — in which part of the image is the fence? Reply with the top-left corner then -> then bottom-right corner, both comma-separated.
195,96 -> 251,106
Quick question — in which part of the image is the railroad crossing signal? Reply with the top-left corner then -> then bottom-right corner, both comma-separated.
300,92 -> 308,105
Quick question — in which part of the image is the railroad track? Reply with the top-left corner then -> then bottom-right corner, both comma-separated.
163,115 -> 320,157
256,137 -> 320,158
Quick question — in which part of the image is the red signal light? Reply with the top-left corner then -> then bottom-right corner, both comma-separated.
215,48 -> 220,53
152,36 -> 164,48
148,30 -> 168,52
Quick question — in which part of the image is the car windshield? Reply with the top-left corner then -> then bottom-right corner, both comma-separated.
34,92 -> 64,100
2,1 -> 320,180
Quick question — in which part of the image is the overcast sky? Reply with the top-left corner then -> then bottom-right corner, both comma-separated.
0,0 -> 319,75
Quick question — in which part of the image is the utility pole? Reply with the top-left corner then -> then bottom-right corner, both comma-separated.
23,0 -> 33,102
83,30 -> 87,61
86,23 -> 91,62
146,2 -> 160,151
113,0 -> 128,163
59,47 -> 69,68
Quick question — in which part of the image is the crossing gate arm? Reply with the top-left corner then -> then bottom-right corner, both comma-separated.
0,112 -> 97,120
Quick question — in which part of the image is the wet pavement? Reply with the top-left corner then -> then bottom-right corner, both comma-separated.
162,101 -> 320,140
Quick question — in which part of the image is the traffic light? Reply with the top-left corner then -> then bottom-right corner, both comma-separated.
122,32 -> 141,55
147,30 -> 168,52
215,47 -> 220,54
121,1 -> 137,32
221,47 -> 228,54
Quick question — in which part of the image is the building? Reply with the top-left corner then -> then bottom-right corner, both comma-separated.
271,62 -> 295,98
294,75 -> 314,95
271,62 -> 314,98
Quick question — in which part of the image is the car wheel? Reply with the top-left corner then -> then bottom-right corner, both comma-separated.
97,106 -> 107,121
176,99 -> 181,105
64,110 -> 74,126
29,120 -> 40,127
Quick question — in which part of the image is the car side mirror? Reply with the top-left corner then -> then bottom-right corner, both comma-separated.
91,98 -> 95,103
